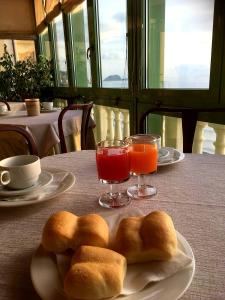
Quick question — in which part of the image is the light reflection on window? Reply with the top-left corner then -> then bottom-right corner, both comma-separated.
71,1 -> 92,87
53,14 -> 69,87
40,28 -> 52,60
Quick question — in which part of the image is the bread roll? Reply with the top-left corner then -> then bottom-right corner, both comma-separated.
64,245 -> 127,300
113,211 -> 177,264
42,211 -> 109,253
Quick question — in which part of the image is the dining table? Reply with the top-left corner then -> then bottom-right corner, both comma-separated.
0,110 -> 95,157
0,150 -> 224,300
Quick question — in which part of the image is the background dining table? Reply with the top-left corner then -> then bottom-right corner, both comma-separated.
0,110 -> 95,157
0,150 -> 224,300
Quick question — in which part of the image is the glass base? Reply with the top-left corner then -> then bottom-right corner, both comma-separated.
99,191 -> 131,208
127,184 -> 157,200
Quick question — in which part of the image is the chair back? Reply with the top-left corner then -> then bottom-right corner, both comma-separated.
58,102 -> 94,153
139,106 -> 225,153
0,124 -> 38,160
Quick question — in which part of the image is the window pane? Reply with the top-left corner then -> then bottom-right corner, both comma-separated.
145,0 -> 214,89
71,1 -> 91,87
53,14 -> 69,87
14,40 -> 36,61
98,0 -> 128,88
40,28 -> 52,60
0,40 -> 14,58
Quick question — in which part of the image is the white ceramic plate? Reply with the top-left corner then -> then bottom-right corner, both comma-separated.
0,168 -> 75,207
0,170 -> 53,196
158,147 -> 185,167
30,231 -> 195,300
40,108 -> 59,113
158,148 -> 170,160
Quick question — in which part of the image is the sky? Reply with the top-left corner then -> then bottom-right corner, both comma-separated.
98,0 -> 127,80
164,0 -> 214,88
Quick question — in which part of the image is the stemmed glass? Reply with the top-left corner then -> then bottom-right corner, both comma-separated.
96,139 -> 131,208
127,134 -> 158,199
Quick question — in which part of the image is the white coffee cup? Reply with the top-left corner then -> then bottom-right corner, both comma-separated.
0,155 -> 41,189
42,102 -> 53,110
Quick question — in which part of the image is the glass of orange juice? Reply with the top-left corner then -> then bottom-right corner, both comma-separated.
127,134 -> 159,199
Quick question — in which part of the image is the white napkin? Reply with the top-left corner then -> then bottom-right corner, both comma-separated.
122,249 -> 192,295
56,208 -> 193,296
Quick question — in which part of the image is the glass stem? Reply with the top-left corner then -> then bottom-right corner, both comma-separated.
138,174 -> 146,189
109,184 -> 114,198
109,183 -> 118,198
137,174 -> 147,197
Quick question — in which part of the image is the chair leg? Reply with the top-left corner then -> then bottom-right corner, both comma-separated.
86,128 -> 96,150
182,111 -> 198,153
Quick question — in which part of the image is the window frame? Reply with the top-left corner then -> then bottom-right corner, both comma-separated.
39,0 -> 225,134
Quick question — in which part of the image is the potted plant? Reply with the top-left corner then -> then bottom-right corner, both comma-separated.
0,44 -> 54,102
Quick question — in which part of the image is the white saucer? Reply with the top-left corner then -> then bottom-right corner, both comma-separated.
0,170 -> 53,196
158,148 -> 170,160
41,108 -> 59,113
0,168 -> 75,207
158,147 -> 185,166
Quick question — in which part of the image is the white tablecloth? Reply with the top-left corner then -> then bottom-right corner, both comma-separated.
0,151 -> 224,299
8,102 -> 26,111
0,111 -> 95,157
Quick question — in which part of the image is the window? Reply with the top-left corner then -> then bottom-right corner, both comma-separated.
14,40 -> 36,61
38,0 -> 225,143
0,39 -> 36,62
0,40 -> 14,58
40,28 -> 52,60
53,14 -> 69,87
98,0 -> 128,88
71,1 -> 91,87
145,0 -> 215,89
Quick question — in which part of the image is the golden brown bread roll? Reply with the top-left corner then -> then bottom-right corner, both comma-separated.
64,245 -> 127,300
42,211 -> 109,253
113,210 -> 177,264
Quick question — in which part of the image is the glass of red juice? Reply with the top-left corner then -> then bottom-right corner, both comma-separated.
96,139 -> 131,208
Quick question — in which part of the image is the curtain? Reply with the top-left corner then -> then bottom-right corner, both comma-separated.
62,0 -> 85,14
34,0 -> 47,34
45,0 -> 61,23
0,0 -> 36,36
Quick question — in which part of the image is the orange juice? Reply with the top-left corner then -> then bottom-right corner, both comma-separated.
129,143 -> 157,174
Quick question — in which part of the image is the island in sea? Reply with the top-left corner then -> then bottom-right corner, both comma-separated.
104,75 -> 122,81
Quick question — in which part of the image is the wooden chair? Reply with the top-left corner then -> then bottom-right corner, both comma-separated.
0,100 -> 10,111
139,106 -> 225,153
0,124 -> 38,160
58,102 -> 94,153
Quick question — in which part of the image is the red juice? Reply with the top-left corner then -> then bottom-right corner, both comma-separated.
96,147 -> 130,182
